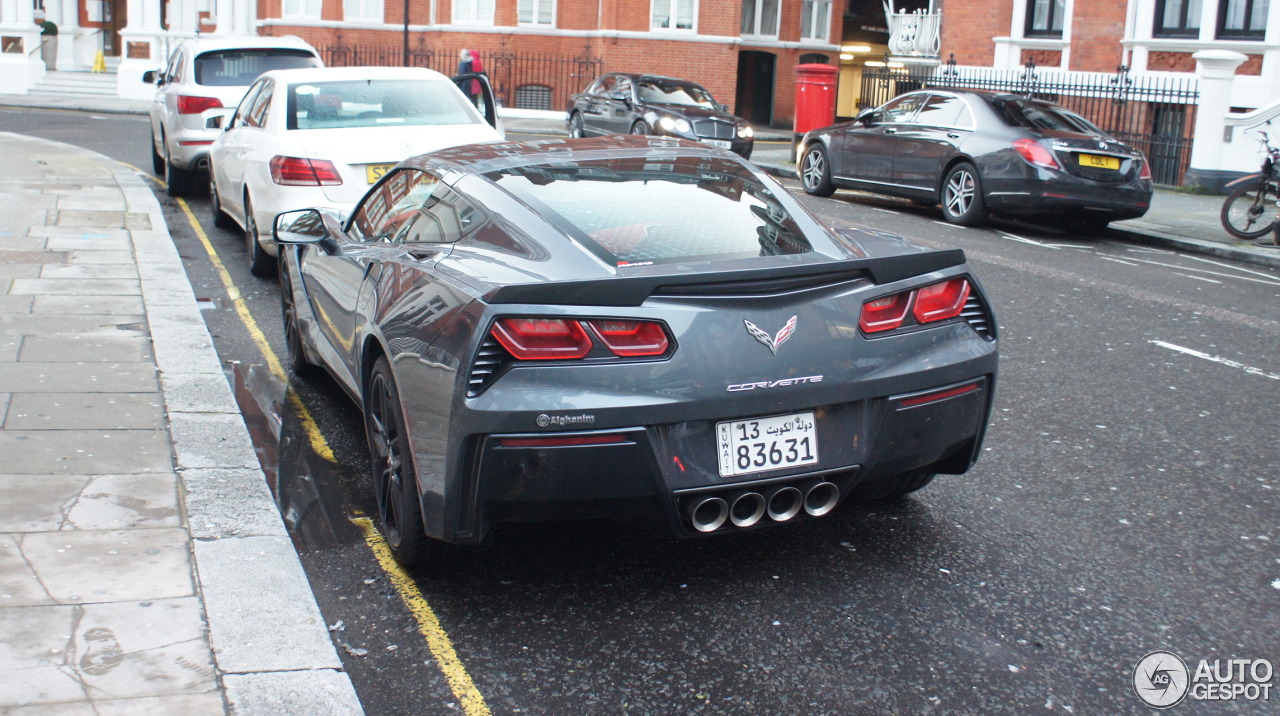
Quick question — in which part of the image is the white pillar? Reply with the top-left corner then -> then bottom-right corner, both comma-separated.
0,0 -> 44,93
117,0 -> 167,100
1185,50 -> 1248,192
215,0 -> 233,34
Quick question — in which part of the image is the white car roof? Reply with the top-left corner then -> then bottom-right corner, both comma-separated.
178,35 -> 318,56
256,66 -> 455,85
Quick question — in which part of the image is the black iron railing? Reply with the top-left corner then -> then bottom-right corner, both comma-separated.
859,57 -> 1200,185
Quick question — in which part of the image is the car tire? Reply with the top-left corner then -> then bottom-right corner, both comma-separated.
800,144 -> 835,197
243,196 -> 276,277
279,257 -> 315,378
150,129 -> 164,175
630,120 -> 651,135
941,162 -> 987,227
568,113 -> 585,138
366,356 -> 440,568
164,142 -> 198,198
848,471 -> 936,502
208,170 -> 235,230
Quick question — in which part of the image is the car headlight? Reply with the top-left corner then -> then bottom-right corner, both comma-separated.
658,116 -> 691,134
737,125 -> 754,139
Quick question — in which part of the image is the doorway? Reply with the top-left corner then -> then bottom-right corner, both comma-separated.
735,50 -> 776,126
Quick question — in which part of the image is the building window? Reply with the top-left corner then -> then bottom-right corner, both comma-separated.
800,0 -> 831,42
652,0 -> 695,31
1154,0 -> 1202,37
741,0 -> 779,37
454,0 -> 496,24
283,0 -> 322,17
343,0 -> 383,22
1024,0 -> 1066,37
518,0 -> 555,25
1218,0 -> 1269,38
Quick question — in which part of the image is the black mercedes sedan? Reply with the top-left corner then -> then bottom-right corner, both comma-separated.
274,135 -> 997,567
798,89 -> 1153,231
566,73 -> 754,158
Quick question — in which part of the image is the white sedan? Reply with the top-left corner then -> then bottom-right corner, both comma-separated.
207,66 -> 503,275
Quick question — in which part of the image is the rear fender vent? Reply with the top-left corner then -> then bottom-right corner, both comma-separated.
454,436 -> 481,537
654,270 -> 868,298
467,336 -> 513,397
960,290 -> 996,340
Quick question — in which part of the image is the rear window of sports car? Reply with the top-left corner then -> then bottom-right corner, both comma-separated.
490,161 -> 812,267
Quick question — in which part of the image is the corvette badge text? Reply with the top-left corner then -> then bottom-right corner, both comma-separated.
1133,650 -> 1273,708
727,375 -> 824,392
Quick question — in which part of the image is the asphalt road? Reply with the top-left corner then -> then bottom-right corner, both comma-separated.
4,107 -> 1278,715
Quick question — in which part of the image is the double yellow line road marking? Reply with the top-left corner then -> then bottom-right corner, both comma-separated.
135,166 -> 490,715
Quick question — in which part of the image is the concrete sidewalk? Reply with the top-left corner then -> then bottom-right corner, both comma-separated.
0,133 -> 361,715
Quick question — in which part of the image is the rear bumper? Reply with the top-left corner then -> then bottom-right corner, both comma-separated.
983,167 -> 1152,221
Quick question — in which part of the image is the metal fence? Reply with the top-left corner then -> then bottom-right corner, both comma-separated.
859,59 -> 1200,185
315,42 -> 601,114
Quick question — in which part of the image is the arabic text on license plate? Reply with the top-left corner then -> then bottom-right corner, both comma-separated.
702,138 -> 731,149
716,412 -> 818,478
366,164 -> 394,184
1079,153 -> 1120,170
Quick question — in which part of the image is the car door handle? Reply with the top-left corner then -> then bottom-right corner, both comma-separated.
883,128 -> 897,134
947,132 -> 961,139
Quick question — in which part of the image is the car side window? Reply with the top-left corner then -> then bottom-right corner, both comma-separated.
163,50 -> 181,84
613,77 -> 632,100
349,169 -> 440,243
914,94 -> 971,129
246,80 -> 273,128
880,94 -> 927,123
596,76 -> 617,96
234,82 -> 265,127
400,187 -> 486,244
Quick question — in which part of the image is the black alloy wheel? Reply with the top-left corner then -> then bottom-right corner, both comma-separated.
366,357 -> 436,567
800,144 -> 835,197
630,120 -> 651,135
568,113 -> 585,138
243,197 -> 276,277
941,162 -> 987,227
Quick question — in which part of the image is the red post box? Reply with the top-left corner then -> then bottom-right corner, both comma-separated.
793,63 -> 839,136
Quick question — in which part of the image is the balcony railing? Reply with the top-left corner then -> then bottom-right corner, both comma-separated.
884,2 -> 941,58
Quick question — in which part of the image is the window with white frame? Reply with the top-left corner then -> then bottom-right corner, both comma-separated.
283,0 -> 323,17
741,0 -> 780,37
652,0 -> 695,31
518,0 -> 555,25
800,0 -> 831,41
1024,0 -> 1066,37
1217,0 -> 1269,38
455,0 -> 497,24
344,0 -> 383,22
1154,0 -> 1202,37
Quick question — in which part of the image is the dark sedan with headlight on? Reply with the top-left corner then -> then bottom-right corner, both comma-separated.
567,73 -> 754,158
798,89 -> 1153,232
274,135 -> 997,567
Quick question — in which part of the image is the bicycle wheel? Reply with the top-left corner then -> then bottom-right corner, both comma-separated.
1220,181 -> 1276,239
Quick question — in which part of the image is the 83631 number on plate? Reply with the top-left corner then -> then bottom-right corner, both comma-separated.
717,412 -> 818,477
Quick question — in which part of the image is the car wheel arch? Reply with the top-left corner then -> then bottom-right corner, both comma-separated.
937,155 -> 981,200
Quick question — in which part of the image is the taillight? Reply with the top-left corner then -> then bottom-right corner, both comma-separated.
269,156 -> 343,186
913,278 -> 970,323
860,278 -> 972,334
491,318 -> 593,360
1013,138 -> 1060,169
176,95 -> 223,115
586,319 -> 669,357
1137,156 -> 1152,180
859,292 -> 912,333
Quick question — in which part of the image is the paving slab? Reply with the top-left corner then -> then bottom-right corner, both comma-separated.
9,277 -> 140,296
0,295 -> 34,314
41,264 -> 139,280
0,475 -> 89,532
181,469 -> 288,540
0,429 -> 173,474
17,529 -> 194,604
0,362 -> 158,393
32,295 -> 146,315
223,671 -> 362,715
0,264 -> 41,279
4,393 -> 165,430
17,334 -> 153,363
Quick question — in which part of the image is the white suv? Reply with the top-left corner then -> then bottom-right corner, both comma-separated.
145,36 -> 322,197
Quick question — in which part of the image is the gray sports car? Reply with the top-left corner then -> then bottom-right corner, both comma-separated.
274,135 -> 999,567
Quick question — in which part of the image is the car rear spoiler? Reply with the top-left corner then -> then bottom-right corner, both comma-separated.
484,249 -> 966,307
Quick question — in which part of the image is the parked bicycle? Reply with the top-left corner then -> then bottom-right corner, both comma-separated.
1220,128 -> 1280,240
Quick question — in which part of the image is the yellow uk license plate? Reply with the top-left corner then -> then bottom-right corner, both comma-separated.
1079,153 -> 1121,170
366,164 -> 394,184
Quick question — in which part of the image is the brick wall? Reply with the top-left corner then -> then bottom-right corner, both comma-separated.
938,0 -> 1013,67
1068,0 -> 1125,71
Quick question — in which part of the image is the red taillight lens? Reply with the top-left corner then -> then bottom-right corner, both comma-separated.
1013,138 -> 1060,169
269,156 -> 343,186
586,320 -> 669,357
913,278 -> 971,324
176,95 -> 223,115
859,292 -> 913,333
1138,156 -> 1152,180
491,318 -> 593,360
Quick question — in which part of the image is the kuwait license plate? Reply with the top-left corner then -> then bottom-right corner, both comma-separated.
366,163 -> 394,184
716,412 -> 818,477
1079,153 -> 1120,170
702,138 -> 732,149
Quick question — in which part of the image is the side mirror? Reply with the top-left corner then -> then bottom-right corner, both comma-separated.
609,91 -> 630,105
856,109 -> 879,127
274,209 -> 328,245
142,70 -> 158,84
203,108 -> 233,130
718,102 -> 729,112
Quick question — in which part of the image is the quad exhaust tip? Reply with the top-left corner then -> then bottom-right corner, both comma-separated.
804,481 -> 840,517
729,491 -> 766,528
767,486 -> 803,522
689,496 -> 729,533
